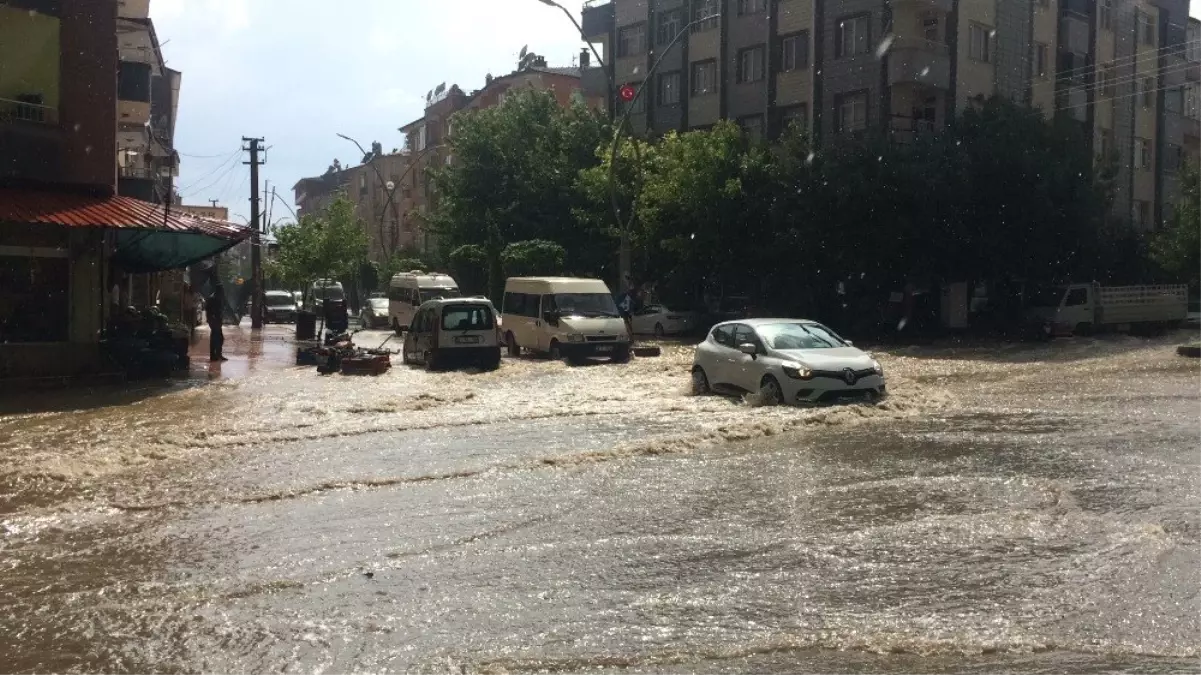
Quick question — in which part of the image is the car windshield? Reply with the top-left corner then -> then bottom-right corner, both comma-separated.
554,293 -> 620,317
1027,286 -> 1066,307
757,322 -> 847,350
368,298 -> 389,309
441,304 -> 493,331
420,288 -> 461,303
312,286 -> 344,302
264,293 -> 293,307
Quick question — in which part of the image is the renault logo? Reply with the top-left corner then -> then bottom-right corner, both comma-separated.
843,368 -> 857,385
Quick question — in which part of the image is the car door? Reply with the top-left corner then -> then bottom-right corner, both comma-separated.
730,323 -> 766,392
536,294 -> 556,352
411,308 -> 434,363
703,324 -> 737,387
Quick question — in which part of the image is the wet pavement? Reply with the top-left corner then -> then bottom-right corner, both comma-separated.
0,325 -> 1198,673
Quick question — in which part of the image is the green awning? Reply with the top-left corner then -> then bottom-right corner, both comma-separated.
112,229 -> 245,273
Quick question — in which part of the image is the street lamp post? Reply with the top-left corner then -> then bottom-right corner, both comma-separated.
607,16 -> 715,292
337,133 -> 401,261
534,0 -> 713,292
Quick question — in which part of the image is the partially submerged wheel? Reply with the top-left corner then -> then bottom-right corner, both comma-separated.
759,375 -> 783,406
392,319 -> 404,336
691,366 -> 710,395
506,332 -> 521,357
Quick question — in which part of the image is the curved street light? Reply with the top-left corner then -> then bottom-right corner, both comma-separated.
607,15 -> 717,291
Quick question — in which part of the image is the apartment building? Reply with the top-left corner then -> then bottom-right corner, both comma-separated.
0,0 -> 244,379
116,0 -> 180,205
398,59 -> 602,254
581,0 -> 1195,230
343,150 -> 414,261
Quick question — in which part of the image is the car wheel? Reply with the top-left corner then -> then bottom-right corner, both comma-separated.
506,332 -> 521,357
611,345 -> 631,364
549,340 -> 564,362
691,366 -> 710,395
654,323 -> 665,338
483,351 -> 501,371
759,375 -> 783,406
424,351 -> 439,372
392,319 -> 404,336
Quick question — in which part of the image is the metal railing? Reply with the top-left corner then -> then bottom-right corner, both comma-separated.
0,97 -> 58,125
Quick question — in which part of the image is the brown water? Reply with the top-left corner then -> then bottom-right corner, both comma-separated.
1,325 -> 1198,673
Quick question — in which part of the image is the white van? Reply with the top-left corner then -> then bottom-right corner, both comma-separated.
401,297 -> 501,371
310,279 -> 345,305
501,277 -> 630,363
387,270 -> 461,333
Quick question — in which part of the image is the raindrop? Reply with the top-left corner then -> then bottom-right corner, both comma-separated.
877,156 -> 883,162
690,233 -> 695,240
805,151 -> 816,164
920,66 -> 930,77
989,29 -> 997,38
73,122 -> 81,132
85,145 -> 93,154
875,35 -> 895,58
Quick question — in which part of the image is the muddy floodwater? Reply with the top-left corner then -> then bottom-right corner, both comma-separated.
1,326 -> 1198,674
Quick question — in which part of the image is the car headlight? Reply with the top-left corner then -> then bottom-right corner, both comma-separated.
567,333 -> 585,343
871,359 -> 884,376
781,361 -> 813,380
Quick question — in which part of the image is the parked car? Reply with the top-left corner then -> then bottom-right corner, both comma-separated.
388,271 -> 461,334
262,290 -> 298,324
402,296 -> 501,371
630,303 -> 699,337
359,296 -> 391,328
691,318 -> 885,406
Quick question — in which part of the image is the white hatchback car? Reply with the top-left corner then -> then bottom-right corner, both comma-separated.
691,319 -> 885,405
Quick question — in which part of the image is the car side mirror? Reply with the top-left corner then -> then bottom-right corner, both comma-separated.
543,310 -> 560,326
738,342 -> 758,356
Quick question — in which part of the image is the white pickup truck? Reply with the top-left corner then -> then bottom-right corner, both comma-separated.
1025,283 -> 1188,337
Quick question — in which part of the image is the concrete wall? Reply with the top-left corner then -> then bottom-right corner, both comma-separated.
956,0 -> 997,110
688,19 -> 722,127
725,0 -> 769,121
819,0 -> 885,136
992,0 -> 1033,103
651,0 -> 687,134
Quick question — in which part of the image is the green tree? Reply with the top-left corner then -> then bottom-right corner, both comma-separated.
501,239 -> 567,278
1151,159 -> 1201,289
447,244 -> 488,295
268,197 -> 368,299
429,88 -> 610,298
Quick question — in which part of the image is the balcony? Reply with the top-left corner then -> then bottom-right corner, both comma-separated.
887,0 -> 953,12
581,0 -> 614,41
0,97 -> 62,183
0,95 -> 58,126
118,60 -> 152,125
887,37 -> 951,89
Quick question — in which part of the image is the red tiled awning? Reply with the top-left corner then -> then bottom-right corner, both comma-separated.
0,186 -> 249,240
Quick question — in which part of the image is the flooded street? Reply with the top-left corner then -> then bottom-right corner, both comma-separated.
1,326 -> 1198,674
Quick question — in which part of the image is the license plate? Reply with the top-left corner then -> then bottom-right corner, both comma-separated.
594,344 -> 612,353
454,335 -> 480,344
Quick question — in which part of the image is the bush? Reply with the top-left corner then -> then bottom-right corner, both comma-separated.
501,240 -> 566,278
448,244 -> 488,296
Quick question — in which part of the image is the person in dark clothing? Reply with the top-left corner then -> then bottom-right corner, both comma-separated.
206,286 -> 228,361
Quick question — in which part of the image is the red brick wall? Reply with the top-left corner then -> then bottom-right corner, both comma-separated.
58,0 -> 117,194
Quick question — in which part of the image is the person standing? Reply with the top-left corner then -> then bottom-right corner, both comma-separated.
206,286 -> 227,362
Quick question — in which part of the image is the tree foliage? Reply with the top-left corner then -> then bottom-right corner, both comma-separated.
501,239 -> 566,278
448,244 -> 488,296
1151,159 -> 1200,289
267,197 -> 368,295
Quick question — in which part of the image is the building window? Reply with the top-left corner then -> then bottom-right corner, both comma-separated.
922,13 -> 940,42
620,82 -> 645,114
1165,144 -> 1183,172
1165,86 -> 1183,114
691,59 -> 718,95
692,0 -> 719,33
1143,78 -> 1155,107
359,173 -> 368,196
656,8 -> 682,45
738,45 -> 766,83
738,0 -> 766,16
780,104 -> 809,134
837,91 -> 868,132
1137,12 -> 1155,45
780,32 -> 810,72
1100,0 -> 1112,30
1098,128 -> 1113,159
1034,43 -> 1048,78
1134,200 -> 1151,228
836,15 -> 870,58
739,115 -> 764,141
658,70 -> 681,105
969,23 -> 992,62
618,23 -> 646,57
0,255 -> 69,343
417,125 -> 427,151
1134,137 -> 1151,169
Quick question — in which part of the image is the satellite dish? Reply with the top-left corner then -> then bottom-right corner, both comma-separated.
519,44 -> 528,58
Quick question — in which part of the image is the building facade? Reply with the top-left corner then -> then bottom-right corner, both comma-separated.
115,0 -> 179,205
582,0 -> 1195,230
342,150 -> 414,262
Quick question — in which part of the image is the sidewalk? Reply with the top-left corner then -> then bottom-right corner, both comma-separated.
188,319 -> 302,380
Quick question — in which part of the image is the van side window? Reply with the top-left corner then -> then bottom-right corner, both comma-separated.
388,285 -> 403,302
711,325 -> 734,347
410,289 -> 421,306
541,295 -> 557,315
1065,288 -> 1089,306
503,292 -> 523,316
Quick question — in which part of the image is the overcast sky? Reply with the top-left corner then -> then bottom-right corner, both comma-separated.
153,0 -> 588,225
155,0 -> 1201,226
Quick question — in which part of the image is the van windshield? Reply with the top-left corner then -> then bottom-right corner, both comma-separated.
441,304 -> 493,331
312,285 -> 344,302
420,288 -> 461,303
553,293 -> 620,318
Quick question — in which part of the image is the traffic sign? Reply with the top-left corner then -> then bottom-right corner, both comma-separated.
619,84 -> 636,102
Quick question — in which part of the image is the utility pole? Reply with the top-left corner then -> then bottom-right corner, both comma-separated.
243,136 -> 265,329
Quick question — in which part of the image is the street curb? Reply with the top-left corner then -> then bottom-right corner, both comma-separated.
1176,344 -> 1201,358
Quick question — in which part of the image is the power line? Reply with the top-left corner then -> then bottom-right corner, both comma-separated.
1051,62 -> 1195,100
179,149 -> 241,193
1053,76 -> 1196,112
1039,38 -> 1201,86
185,156 -> 243,197
178,149 -> 240,159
